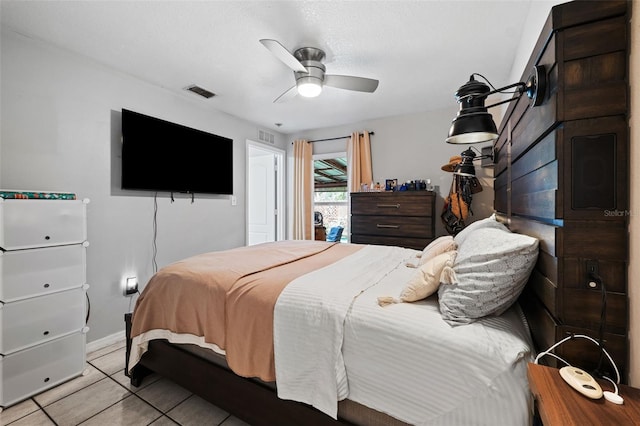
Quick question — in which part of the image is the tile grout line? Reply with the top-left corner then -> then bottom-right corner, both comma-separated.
21,344 -> 237,426
217,413 -> 233,425
104,373 -> 168,425
74,393 -> 151,426
85,344 -> 127,364
144,414 -> 178,426
76,360 -> 142,424
30,370 -> 110,421
31,397 -> 59,426
36,376 -> 112,425
162,393 -> 195,422
97,360 -> 187,425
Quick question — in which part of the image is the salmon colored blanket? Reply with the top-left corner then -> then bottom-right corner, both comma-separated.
130,240 -> 361,381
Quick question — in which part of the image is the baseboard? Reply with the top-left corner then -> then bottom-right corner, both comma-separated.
86,330 -> 126,354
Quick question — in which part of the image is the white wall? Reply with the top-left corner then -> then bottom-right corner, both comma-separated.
505,1 -> 566,85
288,109 -> 495,238
0,29 -> 287,342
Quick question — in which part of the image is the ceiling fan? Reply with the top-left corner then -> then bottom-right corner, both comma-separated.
259,39 -> 379,103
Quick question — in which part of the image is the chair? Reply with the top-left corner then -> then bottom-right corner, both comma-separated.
326,226 -> 344,242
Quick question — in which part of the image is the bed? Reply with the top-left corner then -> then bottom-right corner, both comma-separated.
126,2 -> 631,423
126,221 -> 539,426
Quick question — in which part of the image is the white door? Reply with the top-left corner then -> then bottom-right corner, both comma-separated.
246,141 -> 284,245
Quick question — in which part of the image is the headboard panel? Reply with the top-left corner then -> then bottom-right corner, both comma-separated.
494,0 -> 630,380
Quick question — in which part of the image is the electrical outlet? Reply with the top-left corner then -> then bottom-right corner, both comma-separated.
124,277 -> 138,296
586,260 -> 599,276
586,260 -> 599,289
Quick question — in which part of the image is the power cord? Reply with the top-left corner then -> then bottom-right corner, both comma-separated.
470,72 -> 522,95
588,269 -> 608,376
128,289 -> 141,312
534,333 -> 621,385
152,192 -> 158,273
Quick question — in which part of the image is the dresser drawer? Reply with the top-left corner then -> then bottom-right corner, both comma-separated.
351,193 -> 434,217
0,332 -> 85,407
351,215 -> 433,239
0,244 -> 87,302
0,287 -> 86,354
0,199 -> 87,250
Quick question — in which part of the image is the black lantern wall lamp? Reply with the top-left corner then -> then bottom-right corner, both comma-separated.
441,66 -> 547,235
446,65 -> 547,145
453,147 -> 485,177
452,146 -> 495,177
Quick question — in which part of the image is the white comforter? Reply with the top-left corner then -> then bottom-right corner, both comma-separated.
274,244 -> 533,425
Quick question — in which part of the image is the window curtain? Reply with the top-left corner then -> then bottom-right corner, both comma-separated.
347,131 -> 373,192
293,139 -> 313,240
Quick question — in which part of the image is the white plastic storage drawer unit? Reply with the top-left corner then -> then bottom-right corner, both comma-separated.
0,243 -> 87,302
0,196 -> 88,409
0,332 -> 85,408
0,286 -> 87,354
0,199 -> 87,250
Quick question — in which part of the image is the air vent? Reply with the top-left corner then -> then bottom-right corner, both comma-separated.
184,85 -> 216,99
258,130 -> 275,144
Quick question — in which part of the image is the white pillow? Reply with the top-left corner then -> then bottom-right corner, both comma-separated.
453,213 -> 507,247
379,250 -> 457,306
418,236 -> 457,265
438,226 -> 538,325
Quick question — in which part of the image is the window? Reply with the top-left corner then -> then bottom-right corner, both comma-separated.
313,156 -> 348,242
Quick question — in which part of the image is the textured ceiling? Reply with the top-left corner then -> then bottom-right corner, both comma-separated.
1,0 -> 536,134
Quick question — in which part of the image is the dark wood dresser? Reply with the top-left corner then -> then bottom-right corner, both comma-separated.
495,1 -> 630,378
350,191 -> 435,250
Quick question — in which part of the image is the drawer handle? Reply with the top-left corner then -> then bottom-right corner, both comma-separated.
44,283 -> 50,288
43,330 -> 50,336
376,204 -> 400,209
44,235 -> 51,240
377,224 -> 400,229
44,377 -> 50,383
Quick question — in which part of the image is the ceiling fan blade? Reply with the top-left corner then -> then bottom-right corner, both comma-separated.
260,39 -> 308,73
273,85 -> 298,103
324,75 -> 379,93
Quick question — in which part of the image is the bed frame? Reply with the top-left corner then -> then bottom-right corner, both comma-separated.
124,317 -> 343,425
124,1 -> 630,423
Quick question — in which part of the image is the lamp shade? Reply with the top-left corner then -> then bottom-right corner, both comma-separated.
446,75 -> 499,144
446,112 -> 498,144
453,162 -> 476,177
297,76 -> 322,97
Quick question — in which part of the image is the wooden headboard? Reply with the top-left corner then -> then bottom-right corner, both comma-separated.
494,0 -> 630,380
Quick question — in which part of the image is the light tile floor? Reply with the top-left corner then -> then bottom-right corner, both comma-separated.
1,341 -> 249,426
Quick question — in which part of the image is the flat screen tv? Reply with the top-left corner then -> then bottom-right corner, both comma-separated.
121,109 -> 233,195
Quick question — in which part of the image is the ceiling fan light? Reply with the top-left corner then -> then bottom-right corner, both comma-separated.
297,77 -> 323,97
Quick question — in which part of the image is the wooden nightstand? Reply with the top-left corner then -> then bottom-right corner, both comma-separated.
527,363 -> 640,425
